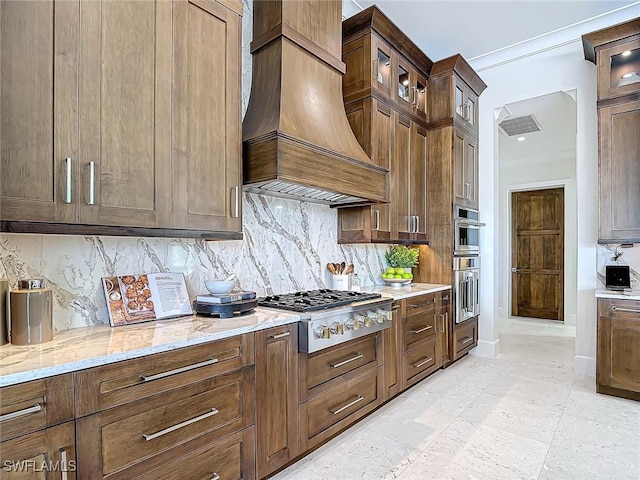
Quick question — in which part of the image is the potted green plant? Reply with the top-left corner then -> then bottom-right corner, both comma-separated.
385,244 -> 419,269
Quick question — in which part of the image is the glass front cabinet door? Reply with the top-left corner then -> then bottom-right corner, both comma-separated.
597,39 -> 640,100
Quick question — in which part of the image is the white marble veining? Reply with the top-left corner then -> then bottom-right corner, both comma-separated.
0,307 -> 299,387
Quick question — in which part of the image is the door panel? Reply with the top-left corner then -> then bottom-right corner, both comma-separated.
512,188 -> 564,320
392,115 -> 411,238
78,0 -> 172,227
0,0 -> 78,223
410,124 -> 427,237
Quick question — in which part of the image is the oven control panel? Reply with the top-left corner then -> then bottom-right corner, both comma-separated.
298,299 -> 393,353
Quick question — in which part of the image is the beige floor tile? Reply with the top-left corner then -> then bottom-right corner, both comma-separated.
396,450 -> 494,480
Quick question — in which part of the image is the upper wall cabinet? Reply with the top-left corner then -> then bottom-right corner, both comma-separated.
583,18 -> 640,102
0,0 -> 243,239
583,18 -> 640,243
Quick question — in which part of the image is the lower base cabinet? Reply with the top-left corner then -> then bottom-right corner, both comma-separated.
597,298 -> 640,401
453,317 -> 478,361
0,421 -> 77,479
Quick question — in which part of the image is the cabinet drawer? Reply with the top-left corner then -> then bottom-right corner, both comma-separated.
76,367 -> 255,477
403,338 -> 437,387
454,318 -> 478,356
301,367 -> 381,447
404,293 -> 439,315
0,374 -> 74,442
305,334 -> 378,391
75,333 -> 254,416
0,421 -> 76,480
602,299 -> 640,320
404,309 -> 437,351
113,427 -> 256,480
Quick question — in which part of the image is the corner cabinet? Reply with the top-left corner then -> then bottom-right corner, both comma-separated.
337,6 -> 431,245
597,298 -> 640,401
583,19 -> 640,243
0,0 -> 243,239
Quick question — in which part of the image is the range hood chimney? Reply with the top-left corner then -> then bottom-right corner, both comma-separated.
242,0 -> 388,206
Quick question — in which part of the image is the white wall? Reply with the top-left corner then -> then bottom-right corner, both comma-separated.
471,8 -> 640,375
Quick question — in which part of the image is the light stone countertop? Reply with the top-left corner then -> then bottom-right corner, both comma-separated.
362,282 -> 451,300
0,307 -> 300,388
0,282 -> 450,388
595,289 -> 640,301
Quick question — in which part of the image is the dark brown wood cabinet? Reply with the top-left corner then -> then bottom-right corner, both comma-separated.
383,301 -> 403,399
597,298 -> 640,401
453,317 -> 479,361
583,19 -> 640,243
74,334 -> 256,478
0,0 -> 243,239
0,374 -> 76,479
255,324 -> 299,479
437,290 -> 452,366
337,6 -> 431,244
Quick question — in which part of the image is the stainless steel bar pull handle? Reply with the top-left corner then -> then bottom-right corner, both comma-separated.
461,336 -> 474,345
330,395 -> 364,415
231,185 -> 240,218
269,331 -> 290,339
440,314 -> 446,333
409,298 -> 436,308
64,158 -> 72,203
330,352 -> 363,368
374,209 -> 380,231
411,325 -> 433,334
612,306 -> 640,313
141,358 -> 219,382
0,403 -> 42,423
143,407 -> 219,441
60,448 -> 69,480
88,161 -> 95,205
211,474 -> 220,480
412,357 -> 433,369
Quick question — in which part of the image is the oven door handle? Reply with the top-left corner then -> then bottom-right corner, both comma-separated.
455,219 -> 486,227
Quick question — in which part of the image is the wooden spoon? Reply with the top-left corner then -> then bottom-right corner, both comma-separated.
340,261 -> 346,274
344,264 -> 354,275
327,263 -> 337,274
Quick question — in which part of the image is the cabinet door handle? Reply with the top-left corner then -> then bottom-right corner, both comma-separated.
141,358 -> 219,382
64,158 -> 72,203
411,325 -> 433,334
374,209 -> 380,231
0,403 -> 42,423
231,185 -> 240,218
412,356 -> 433,369
442,294 -> 449,302
60,448 -> 69,480
439,314 -> 446,333
143,407 -> 219,441
211,474 -> 220,480
87,161 -> 95,205
409,298 -> 436,308
269,331 -> 290,339
611,306 -> 640,314
461,336 -> 474,345
330,395 -> 364,415
330,352 -> 363,368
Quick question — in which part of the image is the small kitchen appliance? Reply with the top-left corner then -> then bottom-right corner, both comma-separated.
9,279 -> 53,345
257,289 -> 392,353
605,265 -> 631,291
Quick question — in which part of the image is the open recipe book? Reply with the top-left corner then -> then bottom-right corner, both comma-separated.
102,272 -> 192,326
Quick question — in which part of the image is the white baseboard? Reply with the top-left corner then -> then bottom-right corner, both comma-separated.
470,338 -> 501,358
574,355 -> 596,377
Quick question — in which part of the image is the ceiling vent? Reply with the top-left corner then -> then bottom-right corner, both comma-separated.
498,115 -> 542,136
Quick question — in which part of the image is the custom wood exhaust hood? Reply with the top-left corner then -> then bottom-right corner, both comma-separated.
242,0 -> 389,206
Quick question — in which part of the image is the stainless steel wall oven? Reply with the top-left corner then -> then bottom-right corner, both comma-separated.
454,256 -> 480,324
454,207 -> 484,255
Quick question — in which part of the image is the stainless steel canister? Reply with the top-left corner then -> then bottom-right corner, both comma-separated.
10,279 -> 53,345
0,278 -> 8,345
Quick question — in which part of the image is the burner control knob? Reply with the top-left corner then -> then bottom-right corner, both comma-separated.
330,322 -> 344,335
345,318 -> 359,331
375,310 -> 388,323
362,315 -> 372,328
315,325 -> 330,339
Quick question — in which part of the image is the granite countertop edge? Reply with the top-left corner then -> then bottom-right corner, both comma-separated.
0,283 -> 450,388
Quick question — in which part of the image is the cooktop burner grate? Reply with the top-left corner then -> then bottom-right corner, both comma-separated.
257,289 -> 382,312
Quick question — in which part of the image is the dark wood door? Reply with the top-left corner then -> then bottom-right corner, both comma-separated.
512,188 -> 564,320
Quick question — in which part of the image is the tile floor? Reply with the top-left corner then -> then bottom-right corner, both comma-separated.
272,317 -> 640,480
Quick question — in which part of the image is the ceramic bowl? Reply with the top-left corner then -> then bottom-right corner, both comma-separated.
205,279 -> 236,295
381,277 -> 411,287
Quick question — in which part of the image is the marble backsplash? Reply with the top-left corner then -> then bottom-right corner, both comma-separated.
0,193 -> 389,330
596,243 -> 640,288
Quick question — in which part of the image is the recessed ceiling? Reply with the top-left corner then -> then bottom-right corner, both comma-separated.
342,1 -> 640,61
